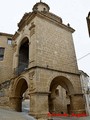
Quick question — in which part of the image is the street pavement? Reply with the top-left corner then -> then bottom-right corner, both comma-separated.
0,108 -> 36,120
52,116 -> 90,120
0,108 -> 90,120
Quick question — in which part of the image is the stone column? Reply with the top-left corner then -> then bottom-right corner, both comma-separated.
29,92 -> 50,119
70,94 -> 86,114
9,96 -> 22,112
49,92 -> 56,113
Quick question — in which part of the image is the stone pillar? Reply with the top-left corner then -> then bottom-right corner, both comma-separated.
29,92 -> 49,119
9,96 -> 22,112
70,94 -> 86,114
49,92 -> 56,113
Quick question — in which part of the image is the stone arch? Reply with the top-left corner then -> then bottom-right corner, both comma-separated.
48,76 -> 75,114
16,37 -> 29,75
15,79 -> 28,97
13,76 -> 29,94
17,35 -> 30,53
50,76 -> 74,94
9,78 -> 29,112
13,35 -> 30,73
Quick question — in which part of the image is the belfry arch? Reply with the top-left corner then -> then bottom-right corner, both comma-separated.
16,37 -> 29,75
48,76 -> 74,114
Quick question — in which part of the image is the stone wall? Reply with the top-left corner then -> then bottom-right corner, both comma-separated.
0,80 -> 10,107
0,33 -> 13,83
35,16 -> 78,74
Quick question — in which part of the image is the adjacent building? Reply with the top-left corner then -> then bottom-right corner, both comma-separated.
0,33 -> 13,83
86,12 -> 90,37
80,70 -> 90,115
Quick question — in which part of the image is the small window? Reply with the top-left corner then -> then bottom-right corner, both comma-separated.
0,47 -> 5,61
7,38 -> 12,45
43,8 -> 46,11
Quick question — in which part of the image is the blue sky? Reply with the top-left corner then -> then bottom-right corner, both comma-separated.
0,0 -> 90,75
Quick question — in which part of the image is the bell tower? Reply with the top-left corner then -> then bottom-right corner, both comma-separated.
9,1 -> 86,119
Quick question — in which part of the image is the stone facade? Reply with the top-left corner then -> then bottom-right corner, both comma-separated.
0,33 -> 13,106
80,70 -> 90,115
0,1 -> 86,119
0,33 -> 13,84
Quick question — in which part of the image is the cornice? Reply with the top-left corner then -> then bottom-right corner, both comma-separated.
18,12 -> 31,31
12,31 -> 20,40
0,32 -> 13,37
36,12 -> 75,33
13,10 -> 75,40
26,11 -> 75,33
25,11 -> 75,33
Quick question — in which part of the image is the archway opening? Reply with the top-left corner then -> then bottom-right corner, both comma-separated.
48,76 -> 74,114
18,37 -> 29,75
14,79 -> 29,112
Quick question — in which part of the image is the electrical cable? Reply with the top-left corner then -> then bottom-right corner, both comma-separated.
77,53 -> 90,61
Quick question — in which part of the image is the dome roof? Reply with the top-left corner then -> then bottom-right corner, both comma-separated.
32,2 -> 50,12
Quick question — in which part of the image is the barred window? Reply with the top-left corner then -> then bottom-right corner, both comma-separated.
0,47 -> 5,61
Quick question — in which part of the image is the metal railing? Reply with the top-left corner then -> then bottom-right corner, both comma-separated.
0,80 -> 11,90
15,62 -> 28,75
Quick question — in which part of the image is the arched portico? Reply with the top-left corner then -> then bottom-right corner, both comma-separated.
48,76 -> 85,114
48,76 -> 74,114
9,78 -> 29,112
49,76 -> 74,94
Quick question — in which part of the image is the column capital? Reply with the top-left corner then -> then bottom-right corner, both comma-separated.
29,91 -> 51,95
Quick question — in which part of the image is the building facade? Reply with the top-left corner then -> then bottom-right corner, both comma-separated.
0,1 -> 86,119
0,33 -> 13,83
86,12 -> 90,37
0,33 -> 13,106
80,70 -> 90,115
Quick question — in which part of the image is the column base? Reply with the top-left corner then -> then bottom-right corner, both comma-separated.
29,112 -> 49,119
70,109 -> 86,114
29,92 -> 49,119
9,96 -> 22,112
70,94 -> 86,114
